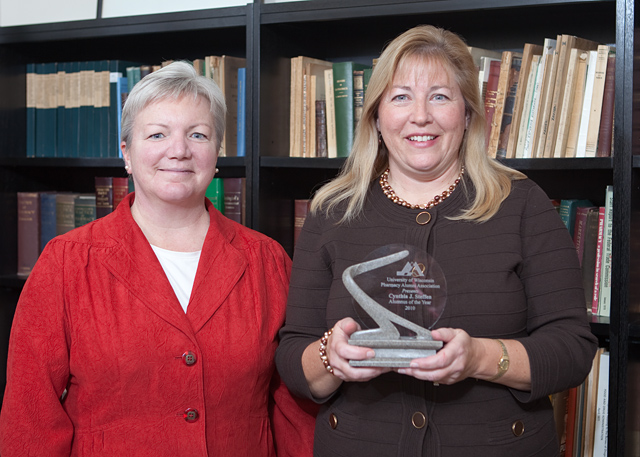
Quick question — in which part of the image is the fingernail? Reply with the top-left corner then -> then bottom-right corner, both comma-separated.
366,350 -> 375,358
410,362 -> 418,368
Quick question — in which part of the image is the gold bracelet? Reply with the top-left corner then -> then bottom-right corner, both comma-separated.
319,328 -> 334,374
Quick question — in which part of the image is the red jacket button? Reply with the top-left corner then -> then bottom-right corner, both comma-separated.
182,351 -> 197,366
184,408 -> 199,422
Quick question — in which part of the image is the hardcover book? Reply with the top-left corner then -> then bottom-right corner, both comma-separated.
222,177 -> 246,225
17,192 -> 40,277
596,53 -> 616,157
333,61 -> 370,157
74,194 -> 97,228
95,176 -> 114,219
39,191 -> 57,252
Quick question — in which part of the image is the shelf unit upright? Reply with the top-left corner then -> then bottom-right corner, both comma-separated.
0,0 -> 637,455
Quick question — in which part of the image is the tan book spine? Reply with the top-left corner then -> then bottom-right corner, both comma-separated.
515,55 -> 541,158
553,48 -> 582,157
564,51 -> 590,158
505,44 -> 542,158
487,51 -> 512,158
584,45 -> 610,157
324,68 -> 337,158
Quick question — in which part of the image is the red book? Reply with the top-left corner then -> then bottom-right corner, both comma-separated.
294,199 -> 311,247
17,192 -> 40,277
591,207 -> 606,314
596,54 -> 615,157
223,177 -> 246,225
564,386 -> 579,457
573,206 -> 597,266
483,60 -> 501,147
113,177 -> 130,210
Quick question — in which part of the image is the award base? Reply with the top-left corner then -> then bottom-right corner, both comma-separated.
348,337 -> 443,367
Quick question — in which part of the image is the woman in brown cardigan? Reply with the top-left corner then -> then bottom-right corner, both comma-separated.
275,25 -> 597,456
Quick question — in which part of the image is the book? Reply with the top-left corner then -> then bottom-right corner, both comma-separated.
478,56 -> 501,105
56,63 -> 67,158
205,55 -> 247,157
95,176 -> 114,219
543,35 -> 600,158
495,54 -> 522,158
564,386 -> 579,457
573,205 -> 598,266
591,207 -> 606,315
206,177 -> 224,213
39,191 -> 57,252
575,50 -> 599,157
79,61 -> 95,158
113,177 -> 129,210
294,199 -> 311,246
353,69 -> 365,130
514,55 -> 542,159
74,194 -> 96,228
56,193 -> 79,235
487,51 -> 521,157
551,389 -> 570,455
592,350 -> 610,457
17,192 -> 40,277
563,50 -> 590,158
597,185 -> 613,317
26,63 -> 36,157
324,68 -> 338,158
581,207 -> 600,311
236,67 -> 246,157
532,37 -> 559,158
315,100 -> 328,158
553,48 -> 583,157
94,60 -> 110,158
596,53 -> 616,157
35,62 -> 58,157
65,61 -> 81,158
584,45 -> 611,157
559,199 -> 593,238
505,43 -> 543,158
333,61 -> 370,157
483,59 -> 501,148
582,347 -> 605,457
223,177 -> 246,225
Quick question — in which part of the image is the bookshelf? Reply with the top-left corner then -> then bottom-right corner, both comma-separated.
0,0 -> 636,455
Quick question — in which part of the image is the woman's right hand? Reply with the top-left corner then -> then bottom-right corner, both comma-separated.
303,317 -> 391,398
327,318 -> 392,382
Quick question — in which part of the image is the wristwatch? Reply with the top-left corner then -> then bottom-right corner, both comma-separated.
488,339 -> 509,381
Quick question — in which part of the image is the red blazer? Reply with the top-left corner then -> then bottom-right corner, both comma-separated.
0,194 -> 316,456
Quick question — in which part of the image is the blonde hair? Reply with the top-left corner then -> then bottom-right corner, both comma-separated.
311,25 -> 524,223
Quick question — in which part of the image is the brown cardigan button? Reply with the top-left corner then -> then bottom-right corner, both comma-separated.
411,412 -> 426,429
329,413 -> 338,429
512,420 -> 525,436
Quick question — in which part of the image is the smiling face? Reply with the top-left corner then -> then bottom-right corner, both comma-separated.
377,55 -> 467,183
122,95 -> 218,208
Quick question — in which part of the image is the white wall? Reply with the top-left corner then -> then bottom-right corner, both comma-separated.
0,0 -> 311,26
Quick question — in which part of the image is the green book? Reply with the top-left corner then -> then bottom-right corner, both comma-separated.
56,63 -> 67,158
78,61 -> 95,157
332,61 -> 371,157
56,193 -> 79,235
26,63 -> 36,157
206,178 -> 225,214
36,62 -> 58,157
74,194 -> 97,228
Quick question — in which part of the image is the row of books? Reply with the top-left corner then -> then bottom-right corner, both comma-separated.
205,177 -> 247,226
16,176 -> 246,277
555,185 -> 613,317
554,347 -> 610,457
289,57 -> 375,158
26,55 -> 247,159
482,35 -> 615,159
16,177 -> 130,276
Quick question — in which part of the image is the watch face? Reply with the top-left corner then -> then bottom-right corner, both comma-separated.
499,360 -> 509,370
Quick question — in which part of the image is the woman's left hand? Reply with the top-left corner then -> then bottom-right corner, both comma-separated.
396,327 -> 481,385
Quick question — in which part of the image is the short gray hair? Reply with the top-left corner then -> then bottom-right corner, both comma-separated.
121,61 -> 226,151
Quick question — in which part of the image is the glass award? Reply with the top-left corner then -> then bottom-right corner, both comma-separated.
343,244 -> 446,367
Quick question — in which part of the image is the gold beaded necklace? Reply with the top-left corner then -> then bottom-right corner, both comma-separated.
379,167 -> 465,225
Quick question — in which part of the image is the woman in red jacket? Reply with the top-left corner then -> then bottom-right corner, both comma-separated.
0,61 -> 316,456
